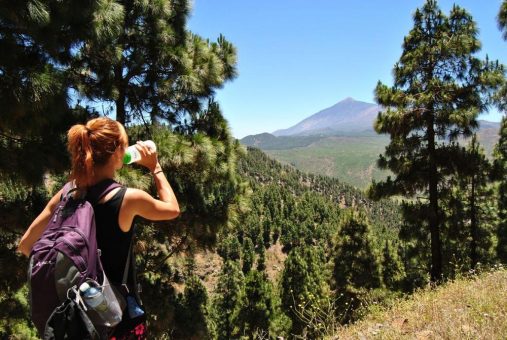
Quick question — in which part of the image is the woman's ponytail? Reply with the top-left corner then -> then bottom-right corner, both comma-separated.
67,124 -> 95,188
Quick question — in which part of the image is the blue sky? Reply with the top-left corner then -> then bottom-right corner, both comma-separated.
188,0 -> 507,138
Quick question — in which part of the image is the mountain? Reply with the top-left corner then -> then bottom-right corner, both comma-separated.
272,97 -> 380,136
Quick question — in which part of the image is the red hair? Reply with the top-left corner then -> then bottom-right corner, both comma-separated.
67,117 -> 127,188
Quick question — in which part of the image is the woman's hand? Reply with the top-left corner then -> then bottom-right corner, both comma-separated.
135,141 -> 159,172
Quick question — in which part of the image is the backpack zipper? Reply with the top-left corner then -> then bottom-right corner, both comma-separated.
61,238 -> 87,271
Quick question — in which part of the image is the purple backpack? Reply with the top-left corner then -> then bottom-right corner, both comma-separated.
28,180 -> 125,336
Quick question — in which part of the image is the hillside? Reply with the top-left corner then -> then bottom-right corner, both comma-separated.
184,146 -> 402,293
333,269 -> 507,339
237,147 -> 402,240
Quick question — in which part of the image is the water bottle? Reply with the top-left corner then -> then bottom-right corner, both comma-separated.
79,281 -> 120,326
127,295 -> 145,318
123,140 -> 157,164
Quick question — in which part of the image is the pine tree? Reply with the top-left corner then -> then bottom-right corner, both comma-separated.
496,2 -> 507,264
455,136 -> 495,269
0,1 -> 110,184
381,240 -> 406,290
498,1 -> 507,41
213,260 -> 245,339
441,180 -> 471,275
493,118 -> 507,263
237,270 -> 276,337
369,0 -> 503,282
73,0 -> 237,126
242,237 -> 255,274
257,243 -> 267,272
262,218 -> 272,248
333,210 -> 382,290
280,245 -> 330,336
174,275 -> 215,339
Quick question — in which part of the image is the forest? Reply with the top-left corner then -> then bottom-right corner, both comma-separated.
1,0 -> 507,338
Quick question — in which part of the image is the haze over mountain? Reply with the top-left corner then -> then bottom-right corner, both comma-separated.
272,97 -> 380,136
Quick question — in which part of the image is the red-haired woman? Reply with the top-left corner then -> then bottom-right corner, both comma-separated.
18,117 -> 180,339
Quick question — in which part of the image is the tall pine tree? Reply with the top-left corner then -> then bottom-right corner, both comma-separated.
236,270 -> 289,338
369,0 -> 503,282
495,1 -> 507,264
381,240 -> 406,290
493,118 -> 507,263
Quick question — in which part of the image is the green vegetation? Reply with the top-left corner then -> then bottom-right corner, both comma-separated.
2,0 -> 507,339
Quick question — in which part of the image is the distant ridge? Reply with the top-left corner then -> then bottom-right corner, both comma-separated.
272,97 -> 380,136
239,132 -> 278,148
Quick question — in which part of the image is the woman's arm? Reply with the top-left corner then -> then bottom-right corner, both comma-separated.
119,167 -> 180,231
17,189 -> 63,256
118,142 -> 180,231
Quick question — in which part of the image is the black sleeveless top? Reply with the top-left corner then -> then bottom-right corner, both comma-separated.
88,181 -> 134,286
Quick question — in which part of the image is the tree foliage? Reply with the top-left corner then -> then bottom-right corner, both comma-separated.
213,260 -> 245,339
333,210 -> 382,290
280,246 -> 330,335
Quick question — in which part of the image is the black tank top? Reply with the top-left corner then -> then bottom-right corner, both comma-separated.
89,182 -> 134,285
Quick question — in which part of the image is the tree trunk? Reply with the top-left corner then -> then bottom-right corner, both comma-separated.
470,176 -> 478,269
427,116 -> 442,283
498,184 -> 507,262
114,65 -> 126,124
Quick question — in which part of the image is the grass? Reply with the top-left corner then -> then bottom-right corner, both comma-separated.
332,267 -> 507,339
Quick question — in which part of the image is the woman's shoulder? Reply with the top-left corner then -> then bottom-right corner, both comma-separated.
123,187 -> 152,202
94,181 -> 126,204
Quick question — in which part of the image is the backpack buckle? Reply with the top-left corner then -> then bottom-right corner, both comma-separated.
68,285 -> 88,311
122,283 -> 130,294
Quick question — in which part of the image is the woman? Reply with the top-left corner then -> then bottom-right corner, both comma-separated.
18,117 -> 180,339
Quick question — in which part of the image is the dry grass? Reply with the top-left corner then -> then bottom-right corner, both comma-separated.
332,268 -> 507,339
265,241 -> 287,282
